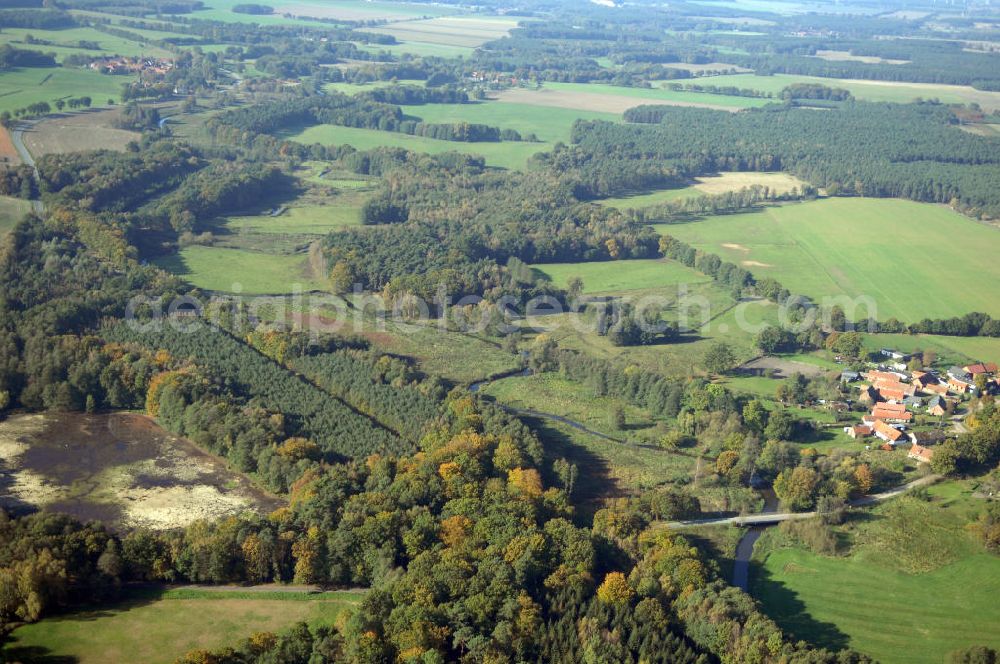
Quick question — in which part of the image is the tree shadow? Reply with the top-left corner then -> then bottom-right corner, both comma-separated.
751,563 -> 852,652
522,415 -> 623,526
0,646 -> 77,663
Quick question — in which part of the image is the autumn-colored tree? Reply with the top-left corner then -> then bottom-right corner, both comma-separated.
440,515 -> 472,548
507,467 -> 543,497
596,571 -> 634,607
853,464 -> 874,495
773,466 -> 819,511
715,450 -> 740,476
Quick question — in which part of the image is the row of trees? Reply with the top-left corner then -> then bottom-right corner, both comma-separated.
588,102 -> 1000,218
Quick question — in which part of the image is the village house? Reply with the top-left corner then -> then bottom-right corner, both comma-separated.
858,384 -> 879,404
908,443 -> 935,463
902,395 -> 924,409
924,382 -> 950,397
874,420 -> 905,444
964,362 -> 998,377
927,395 -> 949,417
880,348 -> 910,362
908,430 -> 946,446
871,404 -> 913,423
845,424 -> 873,439
840,370 -> 860,383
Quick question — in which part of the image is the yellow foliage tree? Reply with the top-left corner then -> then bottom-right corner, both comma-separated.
596,571 -> 634,607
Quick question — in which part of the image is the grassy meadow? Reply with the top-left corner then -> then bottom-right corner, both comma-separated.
752,488 -> 1000,664
0,26 -> 175,60
223,203 -> 362,235
656,197 -> 1000,320
685,73 -> 1000,111
154,245 -> 323,294
600,172 -> 809,210
282,124 -> 548,170
404,100 -> 619,143
0,196 -> 32,236
532,258 -> 709,294
0,66 -> 124,115
366,16 -> 518,48
2,589 -> 362,664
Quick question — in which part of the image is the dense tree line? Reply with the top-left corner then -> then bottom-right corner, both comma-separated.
0,165 -> 36,199
594,102 -> 1000,218
0,43 -> 56,68
0,9 -> 74,29
103,322 -> 405,464
37,142 -> 202,213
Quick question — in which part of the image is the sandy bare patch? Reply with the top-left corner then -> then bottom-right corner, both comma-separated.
739,356 -> 828,378
24,109 -> 141,157
742,260 -> 772,267
0,412 -> 282,530
492,88 -> 742,114
721,243 -> 749,251
119,485 -> 255,529
0,414 -> 46,461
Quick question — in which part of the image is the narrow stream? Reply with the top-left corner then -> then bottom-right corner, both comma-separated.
732,487 -> 779,592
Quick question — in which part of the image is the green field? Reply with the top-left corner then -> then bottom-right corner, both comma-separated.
154,245 -> 323,294
863,333 -> 1000,366
657,197 -> 1000,321
404,100 -> 619,143
687,73 -> 1000,110
545,81 -> 775,109
0,66 -> 124,115
599,186 -> 700,209
282,124 -> 548,170
224,203 -> 362,235
366,16 -> 518,48
357,40 -> 474,59
0,26 -> 175,60
0,196 -> 31,235
532,258 -> 709,294
753,491 -> 1000,664
2,589 -> 362,664
322,79 -> 427,96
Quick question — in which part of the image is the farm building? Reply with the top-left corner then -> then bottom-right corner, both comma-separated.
840,370 -> 860,383
845,424 -> 873,439
908,443 -> 935,463
964,362 -> 998,377
871,405 -> 913,423
927,396 -> 948,417
908,430 -> 946,446
874,420 -> 904,444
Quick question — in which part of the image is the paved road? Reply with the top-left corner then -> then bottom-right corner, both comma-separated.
665,474 -> 941,529
10,121 -> 44,214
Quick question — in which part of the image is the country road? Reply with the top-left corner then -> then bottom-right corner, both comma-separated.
665,473 -> 941,529
10,121 -> 44,214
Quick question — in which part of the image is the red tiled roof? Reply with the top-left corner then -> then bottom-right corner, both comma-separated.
874,420 -> 903,441
908,443 -> 935,462
965,363 -> 998,375
872,407 -> 913,422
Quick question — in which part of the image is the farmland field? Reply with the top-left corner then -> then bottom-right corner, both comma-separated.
223,202 -> 363,235
600,172 -> 809,209
154,245 -> 324,294
23,108 -> 141,155
656,197 -> 1000,320
282,123 -> 549,170
688,73 -> 1000,111
404,100 -> 619,143
495,81 -> 773,114
0,195 -> 31,235
752,491 -> 1000,664
2,589 -> 362,664
367,16 -> 518,48
862,333 -> 1000,367
0,66 -> 123,115
532,258 -> 709,294
0,26 -> 174,60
